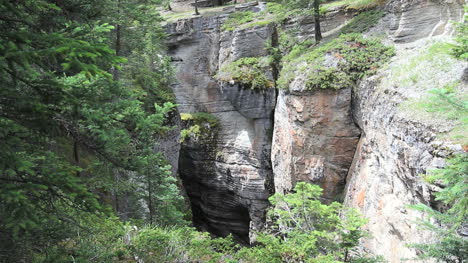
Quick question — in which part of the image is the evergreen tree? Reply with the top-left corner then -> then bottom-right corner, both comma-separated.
410,154 -> 468,262
0,0 -> 181,261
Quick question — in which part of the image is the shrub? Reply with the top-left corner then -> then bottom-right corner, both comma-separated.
217,57 -> 275,89
278,34 -> 395,90
180,112 -> 219,142
410,154 -> 468,262
234,182 -> 384,262
451,7 -> 468,60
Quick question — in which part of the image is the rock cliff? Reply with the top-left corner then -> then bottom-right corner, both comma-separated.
166,5 -> 276,242
165,0 -> 466,260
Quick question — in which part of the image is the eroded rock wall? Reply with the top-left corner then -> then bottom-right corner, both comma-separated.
272,88 -> 360,200
343,0 -> 466,260
386,0 -> 464,42
166,0 -> 466,258
166,9 -> 276,242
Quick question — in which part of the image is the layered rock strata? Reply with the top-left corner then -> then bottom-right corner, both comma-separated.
343,0 -> 466,260
166,8 -> 276,242
272,88 -> 361,200
166,0 -> 466,259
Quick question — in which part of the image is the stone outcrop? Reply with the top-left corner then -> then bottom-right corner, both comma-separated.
272,88 -> 360,200
342,0 -> 466,260
343,47 -> 466,263
166,8 -> 276,243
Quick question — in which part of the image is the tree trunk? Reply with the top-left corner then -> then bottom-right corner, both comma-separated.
113,0 -> 122,81
147,175 -> 153,224
194,0 -> 199,15
313,0 -> 322,42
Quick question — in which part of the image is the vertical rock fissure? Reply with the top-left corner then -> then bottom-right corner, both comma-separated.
167,12 -> 276,243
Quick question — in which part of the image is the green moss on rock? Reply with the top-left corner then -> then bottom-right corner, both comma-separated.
221,11 -> 256,31
278,34 -> 395,90
180,112 -> 219,142
340,10 -> 384,34
217,57 -> 275,89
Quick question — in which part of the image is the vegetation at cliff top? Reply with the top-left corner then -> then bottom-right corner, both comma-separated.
320,0 -> 385,12
397,40 -> 467,144
340,10 -> 384,34
221,11 -> 257,31
277,33 -> 395,90
180,112 -> 220,127
217,56 -> 275,89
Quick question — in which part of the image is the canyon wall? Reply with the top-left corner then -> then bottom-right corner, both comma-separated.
343,0 -> 466,259
166,4 -> 276,242
166,0 -> 466,260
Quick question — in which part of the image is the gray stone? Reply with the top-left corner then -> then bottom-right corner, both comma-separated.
166,12 -> 276,243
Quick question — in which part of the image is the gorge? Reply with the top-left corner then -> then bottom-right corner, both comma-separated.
163,0 -> 466,260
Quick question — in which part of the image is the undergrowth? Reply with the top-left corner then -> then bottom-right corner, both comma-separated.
221,11 -> 256,31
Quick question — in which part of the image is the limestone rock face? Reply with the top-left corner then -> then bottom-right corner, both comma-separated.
344,45 -> 466,261
272,88 -> 360,200
166,0 -> 466,258
154,110 -> 182,177
166,11 -> 276,243
340,0 -> 466,260
344,76 -> 439,261
385,0 -> 464,42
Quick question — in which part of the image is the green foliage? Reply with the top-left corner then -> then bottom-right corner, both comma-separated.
220,4 -> 301,32
400,80 -> 467,144
31,216 -> 127,263
451,8 -> 468,59
221,11 -> 256,31
266,2 -> 304,23
340,11 -> 384,34
424,86 -> 468,121
0,0 -> 183,261
321,0 -> 384,12
235,183 -> 383,263
180,112 -> 219,142
409,154 -> 468,262
218,57 -> 275,89
132,226 -> 236,263
278,34 -> 395,90
180,112 -> 220,127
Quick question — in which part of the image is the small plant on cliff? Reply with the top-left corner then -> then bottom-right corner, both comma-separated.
409,154 -> 468,262
278,33 -> 395,90
180,112 -> 219,142
217,57 -> 275,89
320,0 -> 385,12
